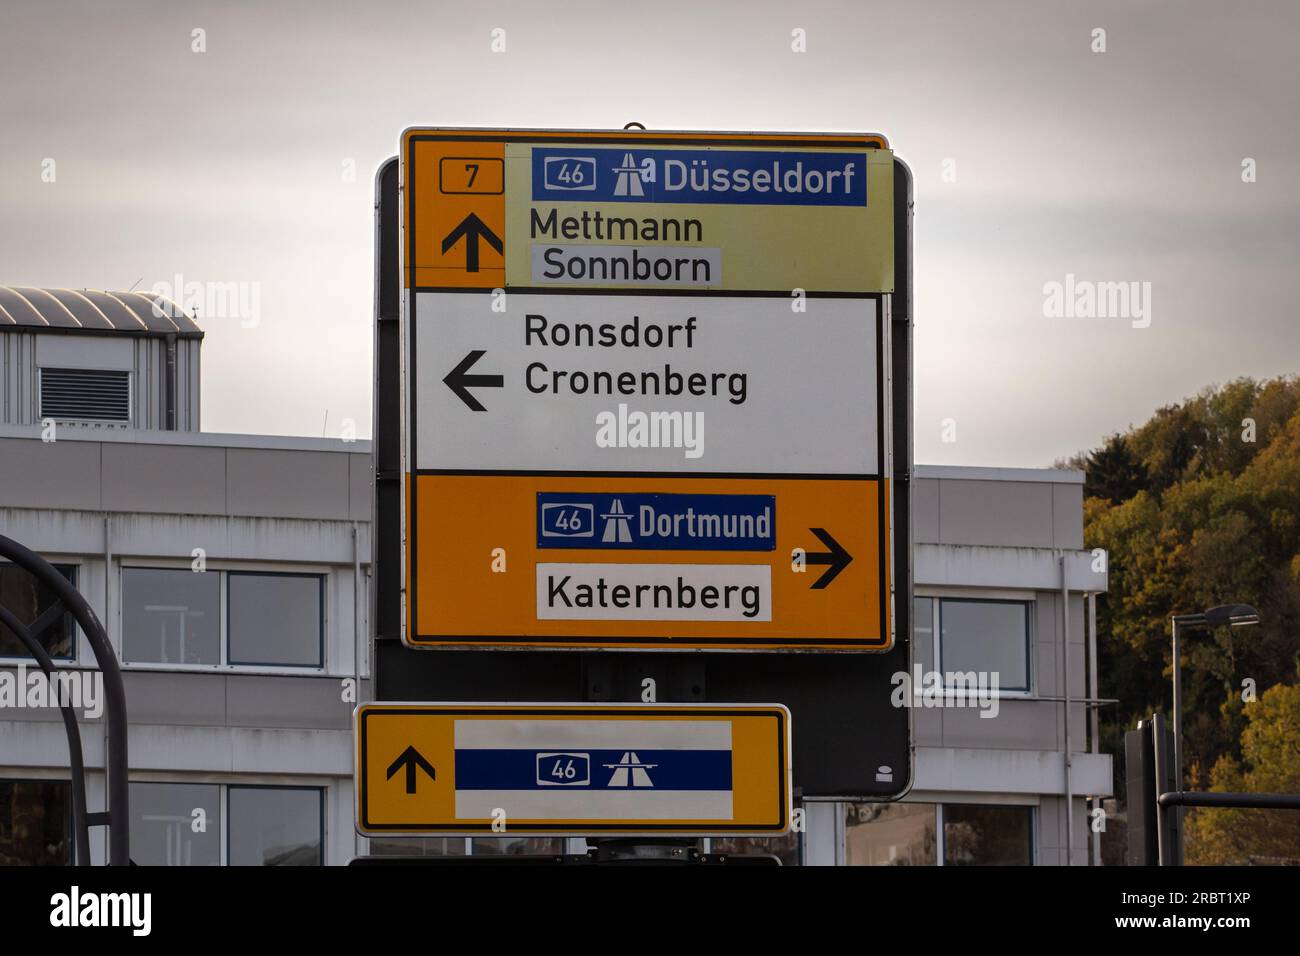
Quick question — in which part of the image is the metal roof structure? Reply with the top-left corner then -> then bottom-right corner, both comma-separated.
0,286 -> 203,337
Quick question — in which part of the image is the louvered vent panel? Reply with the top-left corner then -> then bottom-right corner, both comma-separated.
39,368 -> 131,422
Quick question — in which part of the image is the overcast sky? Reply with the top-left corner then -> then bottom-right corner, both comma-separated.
2,0 -> 1297,466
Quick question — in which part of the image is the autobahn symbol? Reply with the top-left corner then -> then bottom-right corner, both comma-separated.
603,752 -> 657,787
600,499 -> 634,543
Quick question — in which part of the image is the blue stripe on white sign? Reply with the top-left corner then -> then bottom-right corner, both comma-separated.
451,718 -> 737,821
455,749 -> 733,790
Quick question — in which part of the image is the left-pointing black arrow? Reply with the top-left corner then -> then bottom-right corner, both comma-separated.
440,213 -> 503,273
443,349 -> 504,411
386,745 -> 436,794
806,527 -> 853,590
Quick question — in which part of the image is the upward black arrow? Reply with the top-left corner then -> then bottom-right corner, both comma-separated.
386,745 -> 436,794
440,213 -> 503,273
806,527 -> 853,590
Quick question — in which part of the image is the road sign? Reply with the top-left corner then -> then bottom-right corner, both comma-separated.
354,702 -> 792,836
401,128 -> 895,651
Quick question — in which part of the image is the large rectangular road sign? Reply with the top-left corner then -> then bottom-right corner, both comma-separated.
401,129 -> 895,650
355,703 -> 792,836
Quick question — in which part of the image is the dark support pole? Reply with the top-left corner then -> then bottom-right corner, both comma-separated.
0,606 -> 91,866
1124,720 -> 1159,865
1151,713 -> 1173,865
0,534 -> 130,865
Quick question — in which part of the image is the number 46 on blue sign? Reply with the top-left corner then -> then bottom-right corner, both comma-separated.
537,752 -> 591,787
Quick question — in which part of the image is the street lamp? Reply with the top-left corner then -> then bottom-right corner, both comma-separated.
1171,603 -> 1260,791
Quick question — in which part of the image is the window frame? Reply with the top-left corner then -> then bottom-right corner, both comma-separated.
939,802 -> 1036,866
119,564 -> 224,668
0,776 -> 75,865
918,593 -> 1035,697
841,802 -> 1037,866
843,800 -> 938,866
0,561 -> 80,662
118,563 -> 327,674
225,570 -> 326,669
128,779 -> 223,867
226,783 -> 326,867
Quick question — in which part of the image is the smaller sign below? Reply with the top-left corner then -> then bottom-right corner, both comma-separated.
355,703 -> 792,836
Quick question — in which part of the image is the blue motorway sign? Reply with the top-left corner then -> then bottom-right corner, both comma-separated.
531,147 -> 868,206
536,492 -> 775,551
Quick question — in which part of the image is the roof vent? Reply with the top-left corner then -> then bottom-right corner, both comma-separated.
39,368 -> 131,423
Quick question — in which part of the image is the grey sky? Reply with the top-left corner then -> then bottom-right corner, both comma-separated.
2,0 -> 1297,466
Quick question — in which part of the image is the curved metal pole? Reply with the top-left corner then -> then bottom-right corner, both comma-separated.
0,534 -> 129,865
0,605 -> 91,866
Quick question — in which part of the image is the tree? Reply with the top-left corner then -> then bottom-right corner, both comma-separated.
1080,376 -> 1300,861
1185,683 -> 1300,865
1083,434 -> 1147,504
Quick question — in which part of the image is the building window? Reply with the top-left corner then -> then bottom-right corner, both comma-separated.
227,572 -> 323,667
122,568 -> 221,666
0,563 -> 77,660
128,782 -> 324,865
120,567 -> 325,669
0,779 -> 71,865
844,803 -> 1033,866
937,598 -> 1032,693
228,786 -> 323,866
913,596 -> 935,671
129,782 -> 221,866
846,802 -> 938,866
942,804 -> 1034,865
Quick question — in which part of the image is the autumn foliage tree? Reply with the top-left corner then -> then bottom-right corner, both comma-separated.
1069,377 -> 1300,863
1185,683 -> 1300,864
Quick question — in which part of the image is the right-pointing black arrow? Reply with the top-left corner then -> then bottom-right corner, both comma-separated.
806,527 -> 853,589
386,745 -> 436,794
443,349 -> 503,411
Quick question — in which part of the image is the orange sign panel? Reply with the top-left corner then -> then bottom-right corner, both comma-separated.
408,475 -> 888,650
407,140 -> 505,289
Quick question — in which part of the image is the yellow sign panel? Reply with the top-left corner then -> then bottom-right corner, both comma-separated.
403,129 -> 893,292
355,703 -> 792,836
400,128 -> 894,652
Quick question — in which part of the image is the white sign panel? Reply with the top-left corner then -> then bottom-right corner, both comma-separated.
414,291 -> 878,475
